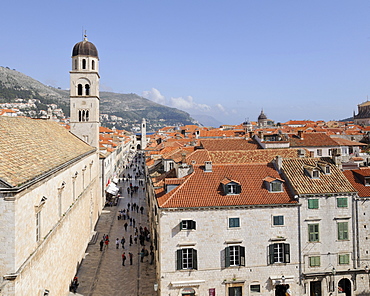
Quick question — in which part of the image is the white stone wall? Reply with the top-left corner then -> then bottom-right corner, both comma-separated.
0,152 -> 101,295
158,205 -> 300,296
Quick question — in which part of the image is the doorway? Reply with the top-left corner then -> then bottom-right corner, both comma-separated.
228,286 -> 242,296
338,278 -> 351,296
310,281 -> 322,296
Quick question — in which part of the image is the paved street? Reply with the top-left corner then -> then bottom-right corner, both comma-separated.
72,155 -> 157,296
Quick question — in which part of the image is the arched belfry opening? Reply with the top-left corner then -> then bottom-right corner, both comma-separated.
85,84 -> 90,96
78,84 -> 83,96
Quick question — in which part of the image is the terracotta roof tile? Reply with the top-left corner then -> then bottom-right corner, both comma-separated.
200,138 -> 259,151
0,117 -> 95,187
343,169 -> 370,197
157,163 -> 296,208
282,157 -> 356,195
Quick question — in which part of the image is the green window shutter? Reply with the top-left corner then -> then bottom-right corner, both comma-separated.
176,249 -> 183,270
284,243 -> 290,263
338,222 -> 348,240
308,199 -> 319,209
190,220 -> 196,230
192,249 -> 198,270
225,247 -> 230,267
236,185 -> 241,194
180,221 -> 183,230
224,185 -> 229,194
269,244 -> 275,264
337,198 -> 348,208
240,246 -> 245,266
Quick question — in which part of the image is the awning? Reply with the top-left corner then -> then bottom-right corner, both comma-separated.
182,288 -> 195,294
106,183 -> 119,195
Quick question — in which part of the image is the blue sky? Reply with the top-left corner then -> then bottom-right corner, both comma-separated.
1,1 -> 370,125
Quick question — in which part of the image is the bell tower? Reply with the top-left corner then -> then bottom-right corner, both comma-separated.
70,35 -> 100,149
141,118 -> 147,149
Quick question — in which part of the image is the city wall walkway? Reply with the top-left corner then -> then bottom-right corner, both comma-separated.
72,156 -> 157,296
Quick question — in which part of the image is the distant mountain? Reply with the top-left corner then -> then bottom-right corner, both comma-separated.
0,66 -> 197,131
191,114 -> 223,128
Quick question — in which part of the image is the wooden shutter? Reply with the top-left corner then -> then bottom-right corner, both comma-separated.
284,243 -> 290,263
268,244 -> 274,264
176,249 -> 183,270
239,246 -> 245,266
192,249 -> 198,270
180,221 -> 183,230
190,220 -> 196,230
225,247 -> 230,267
236,185 -> 241,194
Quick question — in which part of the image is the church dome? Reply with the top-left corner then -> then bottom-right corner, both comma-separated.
258,110 -> 267,120
72,37 -> 98,58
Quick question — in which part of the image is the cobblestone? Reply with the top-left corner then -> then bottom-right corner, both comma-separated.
72,160 -> 157,296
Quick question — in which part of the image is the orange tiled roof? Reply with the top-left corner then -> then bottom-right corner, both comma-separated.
289,133 -> 339,147
200,138 -> 259,151
343,169 -> 370,197
282,158 -> 356,195
331,137 -> 366,146
157,163 -> 296,208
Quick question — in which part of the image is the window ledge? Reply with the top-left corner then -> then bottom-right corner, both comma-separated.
305,217 -> 321,221
222,279 -> 246,284
177,242 -> 196,247
333,216 -> 351,220
269,237 -> 286,242
225,239 -> 243,244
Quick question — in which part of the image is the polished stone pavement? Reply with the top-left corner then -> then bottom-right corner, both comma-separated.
71,160 -> 157,296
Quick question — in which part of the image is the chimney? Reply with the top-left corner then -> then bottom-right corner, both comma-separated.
274,155 -> 283,172
181,153 -> 187,164
204,161 -> 212,172
258,131 -> 264,140
298,130 -> 304,140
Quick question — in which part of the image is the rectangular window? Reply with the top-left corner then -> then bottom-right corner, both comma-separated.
273,215 -> 284,226
228,184 -> 237,194
250,285 -> 261,293
229,287 -> 242,296
338,222 -> 349,240
36,211 -> 41,242
312,170 -> 320,178
269,243 -> 290,264
229,217 -> 240,228
271,182 -> 282,192
308,224 -> 319,242
337,197 -> 348,208
339,254 -> 350,265
176,248 -> 197,270
225,245 -> 245,267
365,177 -> 370,186
308,199 -> 319,209
180,220 -> 196,230
325,166 -> 331,174
317,149 -> 322,156
309,256 -> 321,267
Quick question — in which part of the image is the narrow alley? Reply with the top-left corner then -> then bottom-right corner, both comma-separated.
73,152 -> 157,296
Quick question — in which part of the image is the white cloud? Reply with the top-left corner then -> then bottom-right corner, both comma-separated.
216,103 -> 226,113
142,88 -> 166,105
170,96 -> 211,112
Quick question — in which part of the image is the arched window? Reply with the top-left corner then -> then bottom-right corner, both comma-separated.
86,110 -> 89,121
78,84 -> 83,96
82,59 -> 86,69
82,110 -> 86,122
74,59 -> 78,70
92,60 -> 95,70
85,84 -> 90,96
78,110 -> 82,122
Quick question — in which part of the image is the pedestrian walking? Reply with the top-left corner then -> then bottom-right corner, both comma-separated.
124,222 -> 128,231
116,238 -> 120,249
129,235 -> 133,246
99,239 -> 104,251
121,236 -> 125,249
122,252 -> 126,266
129,252 -> 133,265
133,218 -> 135,228
134,235 -> 138,244
150,250 -> 154,265
140,249 -> 144,263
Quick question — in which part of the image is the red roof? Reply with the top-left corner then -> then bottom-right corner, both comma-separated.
157,163 -> 296,208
